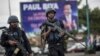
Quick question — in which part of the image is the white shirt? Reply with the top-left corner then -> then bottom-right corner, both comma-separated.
65,15 -> 77,30
65,15 -> 72,23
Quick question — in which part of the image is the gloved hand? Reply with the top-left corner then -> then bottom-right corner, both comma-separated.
28,53 -> 34,56
58,31 -> 65,37
8,40 -> 17,46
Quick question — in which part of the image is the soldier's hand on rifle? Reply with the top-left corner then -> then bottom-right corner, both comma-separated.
28,53 -> 34,56
8,40 -> 17,46
42,27 -> 52,36
58,31 -> 65,37
42,32 -> 48,37
41,27 -> 52,39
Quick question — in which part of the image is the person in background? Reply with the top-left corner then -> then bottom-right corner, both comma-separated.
59,3 -> 77,31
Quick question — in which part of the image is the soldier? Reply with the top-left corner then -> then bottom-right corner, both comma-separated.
0,15 -> 33,56
40,8 -> 65,56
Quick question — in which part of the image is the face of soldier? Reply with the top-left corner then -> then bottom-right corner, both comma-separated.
63,4 -> 72,16
10,22 -> 19,28
47,12 -> 55,19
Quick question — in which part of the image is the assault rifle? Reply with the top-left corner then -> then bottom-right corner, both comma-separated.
45,21 -> 86,47
2,27 -> 27,56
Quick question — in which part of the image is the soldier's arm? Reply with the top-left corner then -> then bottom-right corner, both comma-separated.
40,23 -> 51,39
41,26 -> 51,38
0,32 -> 10,47
21,30 -> 32,54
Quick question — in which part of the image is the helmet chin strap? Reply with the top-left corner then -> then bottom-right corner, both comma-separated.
47,18 -> 56,23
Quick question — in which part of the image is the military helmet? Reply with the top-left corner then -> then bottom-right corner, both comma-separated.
8,15 -> 19,24
46,8 -> 56,17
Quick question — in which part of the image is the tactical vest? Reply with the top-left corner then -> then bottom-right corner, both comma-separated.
43,19 -> 64,44
3,28 -> 24,44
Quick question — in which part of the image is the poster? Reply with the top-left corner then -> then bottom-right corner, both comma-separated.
20,0 -> 78,38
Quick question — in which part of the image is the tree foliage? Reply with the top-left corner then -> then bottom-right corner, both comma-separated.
90,8 -> 100,33
78,6 -> 100,33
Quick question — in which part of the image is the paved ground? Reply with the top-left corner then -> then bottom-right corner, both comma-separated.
0,45 -> 100,56
66,52 -> 100,56
1,52 -> 100,56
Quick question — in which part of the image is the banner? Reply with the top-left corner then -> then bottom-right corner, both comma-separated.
20,1 -> 78,38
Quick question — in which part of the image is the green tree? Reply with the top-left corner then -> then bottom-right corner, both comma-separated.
78,6 -> 100,33
90,8 -> 100,33
78,6 -> 91,27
